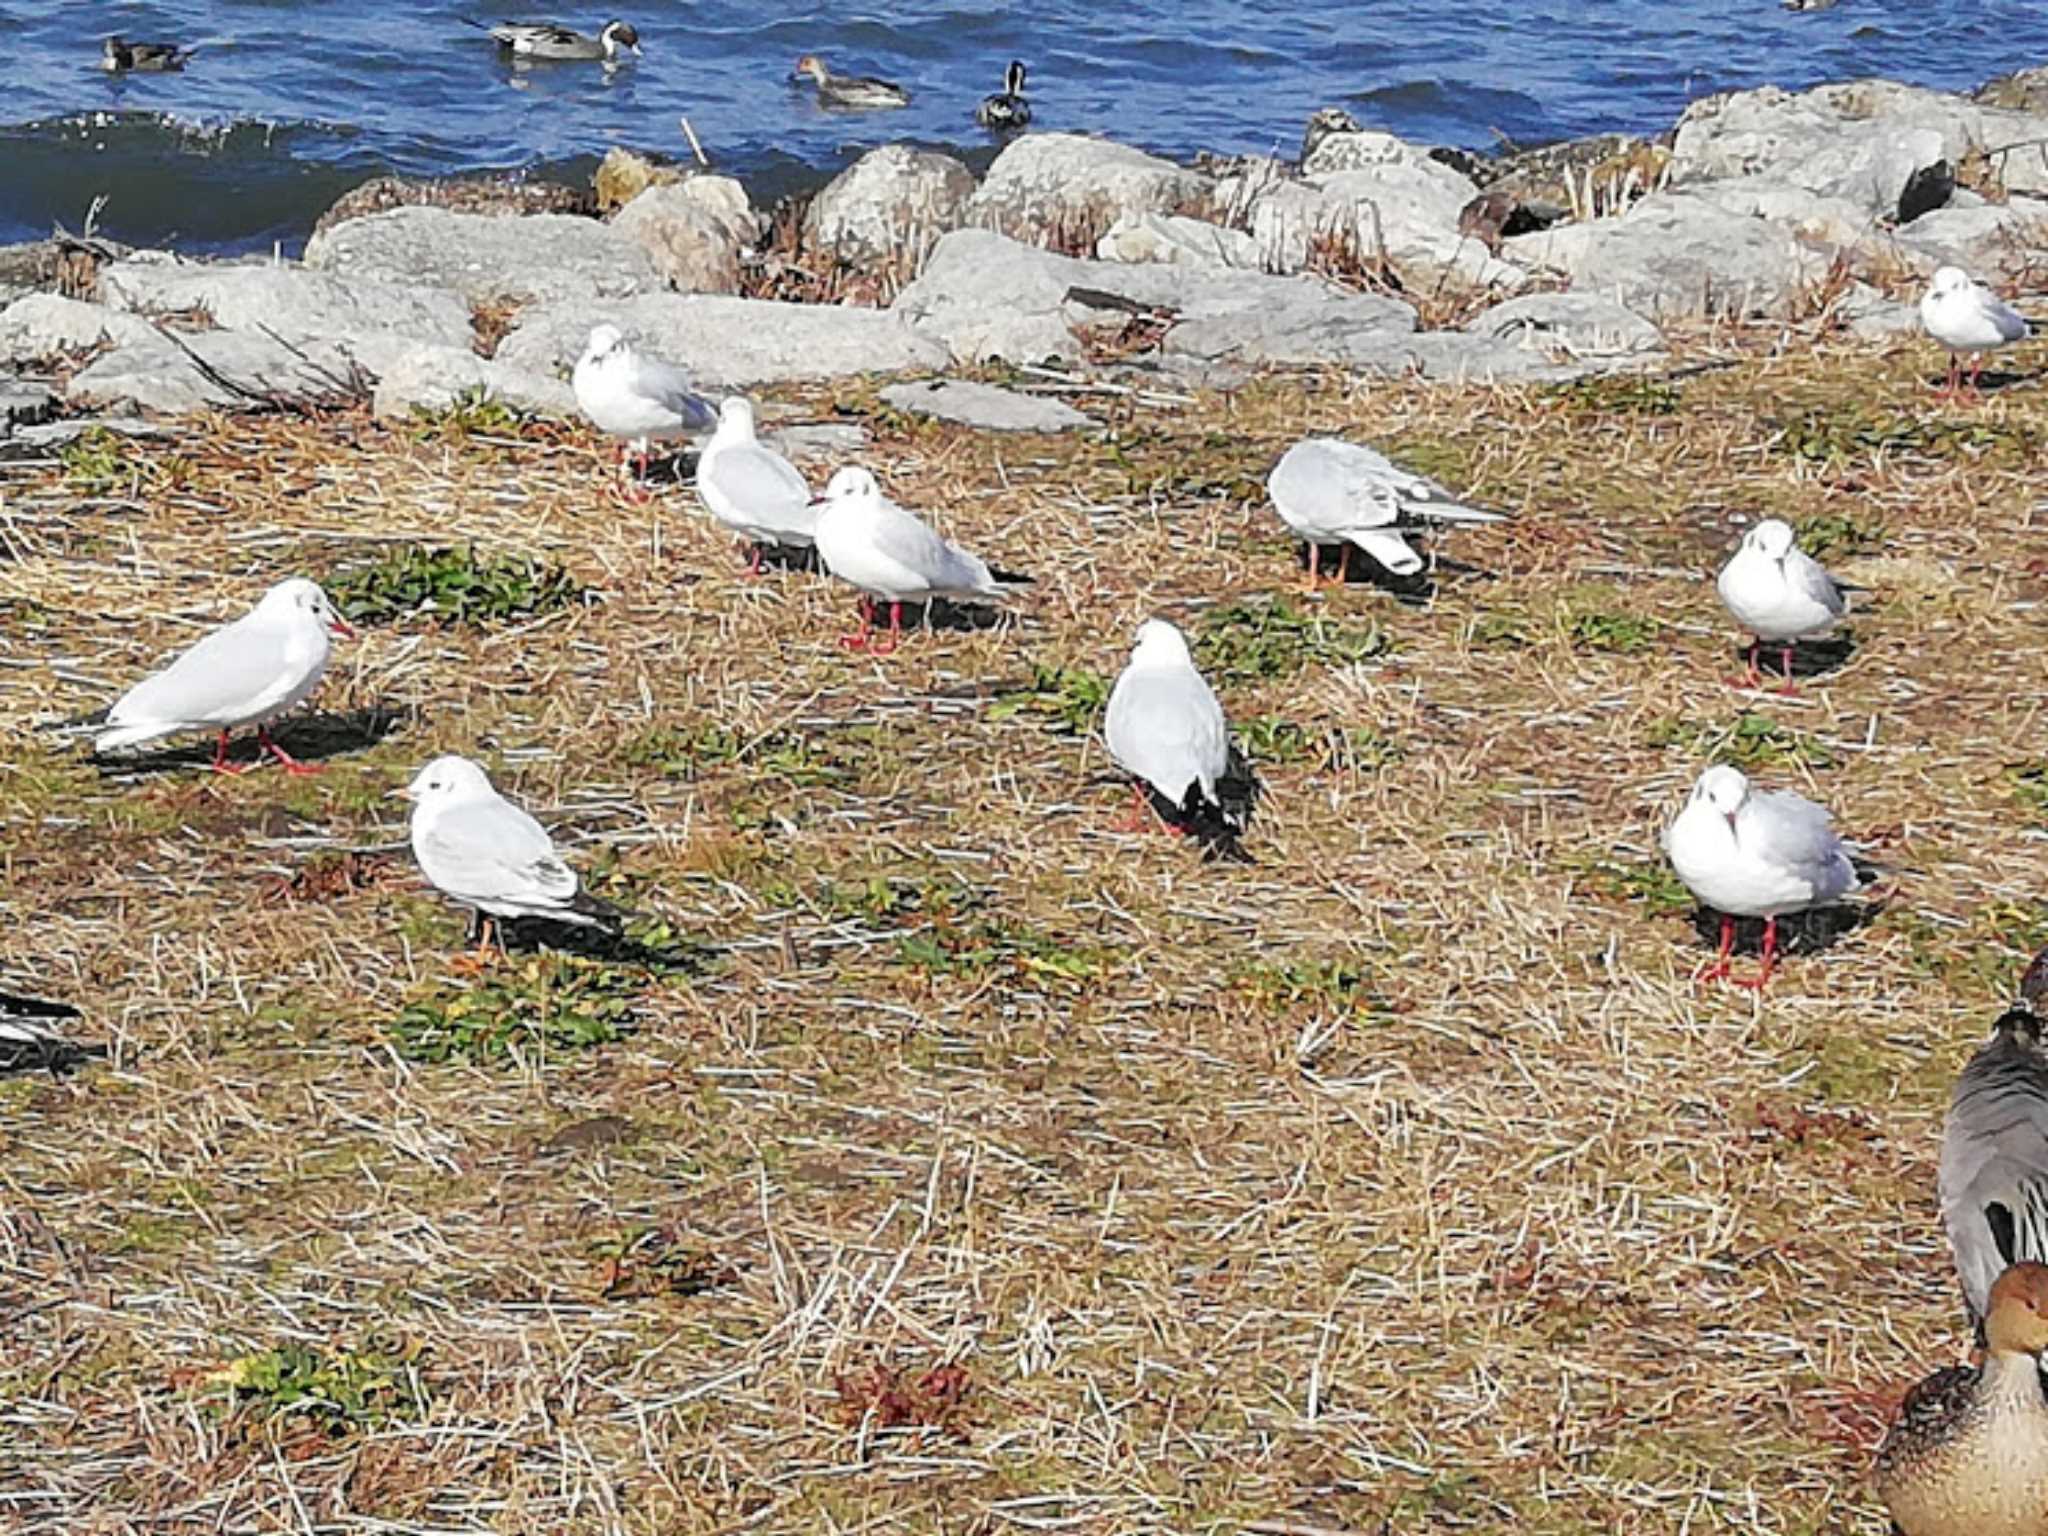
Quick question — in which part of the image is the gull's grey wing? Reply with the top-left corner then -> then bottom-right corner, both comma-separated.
709,444 -> 813,537
1105,668 -> 1229,804
1785,549 -> 1847,618
871,502 -> 995,595
422,798 -> 580,909
627,351 -> 716,432
1742,788 -> 1855,895
1940,1015 -> 2048,1323
108,617 -> 300,728
1981,290 -> 2031,344
1269,439 -> 1400,541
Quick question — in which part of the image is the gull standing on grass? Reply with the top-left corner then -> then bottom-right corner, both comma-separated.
1662,763 -> 1862,989
87,577 -> 353,775
1104,619 -> 1232,832
812,467 -> 1022,652
1920,264 -> 2030,397
572,323 -> 716,498
1266,437 -> 1506,587
1716,517 -> 1849,691
402,755 -> 623,960
1940,948 -> 2048,1332
695,397 -> 817,574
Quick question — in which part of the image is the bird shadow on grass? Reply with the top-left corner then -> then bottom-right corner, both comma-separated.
476,911 -> 714,975
1685,894 -> 1886,960
1108,746 -> 1263,864
89,706 -> 412,779
1295,543 -> 1495,607
903,598 -> 1011,637
1924,367 -> 2033,397
1735,633 -> 1856,685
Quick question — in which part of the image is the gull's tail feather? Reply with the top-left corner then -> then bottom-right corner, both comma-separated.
0,991 -> 80,1022
1351,529 -> 1424,576
987,563 -> 1035,588
37,705 -> 111,735
568,889 -> 629,933
0,997 -> 104,1076
1411,497 -> 1508,525
93,720 -> 176,755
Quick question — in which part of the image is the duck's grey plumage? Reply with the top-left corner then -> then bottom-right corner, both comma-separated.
1941,1007 -> 2048,1327
977,60 -> 1031,129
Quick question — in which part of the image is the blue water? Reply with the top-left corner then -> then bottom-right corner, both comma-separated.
0,1 -> 2042,254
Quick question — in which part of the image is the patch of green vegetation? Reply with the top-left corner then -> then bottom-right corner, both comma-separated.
1773,403 -> 2035,466
1570,855 -> 1694,917
623,723 -> 848,786
989,663 -> 1110,735
1238,718 -> 1405,772
59,427 -> 138,495
1102,426 -> 1267,501
898,916 -> 1108,988
205,1341 -> 425,1434
406,386 -> 528,442
819,874 -> 932,924
1470,612 -> 1530,650
1233,956 -> 1370,1011
1549,374 -> 1681,417
328,545 -> 585,628
1794,510 -> 1885,560
1196,598 -> 1387,682
1561,603 -> 1660,655
1645,712 -> 1834,771
388,955 -> 636,1064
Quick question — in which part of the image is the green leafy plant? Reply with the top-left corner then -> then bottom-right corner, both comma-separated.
327,545 -> 585,627
1549,374 -> 1680,417
388,955 -> 636,1064
1234,956 -> 1370,1011
2014,765 -> 2048,818
1645,712 -> 1833,771
1571,856 -> 1695,916
989,663 -> 1110,735
1794,510 -> 1885,560
1196,598 -> 1387,682
1773,404 -> 2034,466
206,1341 -> 425,1433
407,386 -> 527,442
898,916 -> 1107,987
1562,606 -> 1659,655
59,427 -> 137,494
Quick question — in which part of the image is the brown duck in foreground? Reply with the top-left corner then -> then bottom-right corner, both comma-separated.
1875,1261 -> 2048,1535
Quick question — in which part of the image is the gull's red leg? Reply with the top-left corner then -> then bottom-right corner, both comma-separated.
210,729 -> 252,776
1693,913 -> 1736,985
1303,542 -> 1322,592
876,601 -> 903,654
1728,916 -> 1780,991
839,596 -> 875,651
1112,781 -> 1151,832
1773,644 -> 1800,696
1336,544 -> 1351,584
746,543 -> 763,577
1728,637 -> 1764,690
257,728 -> 324,777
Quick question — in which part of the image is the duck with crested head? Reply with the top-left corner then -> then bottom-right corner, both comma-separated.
1875,1260 -> 2048,1536
792,54 -> 910,110
977,60 -> 1031,130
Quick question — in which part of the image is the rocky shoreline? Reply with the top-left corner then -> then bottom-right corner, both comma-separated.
3,62 -> 2046,438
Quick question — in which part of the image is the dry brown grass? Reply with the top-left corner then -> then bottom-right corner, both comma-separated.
3,324 -> 2048,1534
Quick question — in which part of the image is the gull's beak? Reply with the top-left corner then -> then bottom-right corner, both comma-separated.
1724,810 -> 1738,833
391,786 -> 416,802
328,611 -> 357,639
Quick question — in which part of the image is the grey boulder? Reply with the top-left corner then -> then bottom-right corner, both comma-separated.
804,146 -> 978,261
67,330 -> 373,415
0,293 -> 161,362
611,177 -> 758,295
97,260 -> 473,351
497,293 -> 949,386
371,344 -> 578,421
1465,291 -> 1665,363
1095,211 -> 1261,270
969,133 -> 1214,245
305,207 -> 662,307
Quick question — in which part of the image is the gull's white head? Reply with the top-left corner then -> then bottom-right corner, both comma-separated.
259,576 -> 355,638
1743,518 -> 1797,560
824,466 -> 879,501
1691,764 -> 1752,828
717,396 -> 756,435
580,323 -> 627,368
1928,265 -> 1972,300
403,754 -> 495,806
1130,617 -> 1193,667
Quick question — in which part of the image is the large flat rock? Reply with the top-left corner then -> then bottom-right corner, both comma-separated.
67,330 -> 381,414
495,293 -> 949,386
371,344 -> 577,421
893,227 -> 1417,368
0,293 -> 161,362
98,260 -> 474,352
304,207 -> 661,307
969,133 -> 1214,244
879,378 -> 1095,432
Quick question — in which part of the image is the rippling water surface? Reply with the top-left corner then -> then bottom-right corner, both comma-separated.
1,1 -> 2042,252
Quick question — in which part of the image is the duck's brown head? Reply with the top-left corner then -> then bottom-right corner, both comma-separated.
1985,1262 -> 2048,1354
792,54 -> 828,84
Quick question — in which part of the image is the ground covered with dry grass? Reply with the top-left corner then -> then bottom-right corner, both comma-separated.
3,328 -> 2047,1535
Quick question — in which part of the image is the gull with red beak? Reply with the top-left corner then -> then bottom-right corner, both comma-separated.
1662,763 -> 1862,989
89,577 -> 355,775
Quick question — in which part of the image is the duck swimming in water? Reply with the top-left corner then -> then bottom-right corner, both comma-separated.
791,54 -> 910,110
976,60 -> 1031,130
102,36 -> 196,72
463,18 -> 641,63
